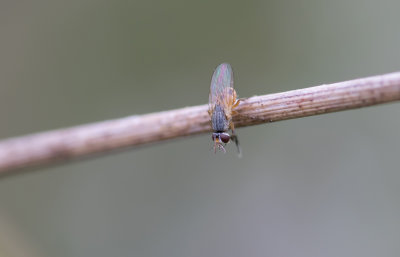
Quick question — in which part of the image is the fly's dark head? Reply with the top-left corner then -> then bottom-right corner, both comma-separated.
212,132 -> 230,153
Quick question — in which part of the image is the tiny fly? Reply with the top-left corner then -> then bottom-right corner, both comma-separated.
208,63 -> 241,155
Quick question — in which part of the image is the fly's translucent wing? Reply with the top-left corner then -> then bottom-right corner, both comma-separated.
209,63 -> 234,110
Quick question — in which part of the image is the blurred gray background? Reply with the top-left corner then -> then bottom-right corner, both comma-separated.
1,0 -> 400,256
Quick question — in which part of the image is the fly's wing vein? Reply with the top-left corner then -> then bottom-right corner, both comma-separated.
209,63 -> 234,115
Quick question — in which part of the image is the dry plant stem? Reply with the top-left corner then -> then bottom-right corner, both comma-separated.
1,71 -> 400,174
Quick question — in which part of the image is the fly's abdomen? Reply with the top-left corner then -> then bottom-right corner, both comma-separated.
211,105 -> 229,132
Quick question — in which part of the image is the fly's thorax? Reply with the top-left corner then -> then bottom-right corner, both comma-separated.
211,105 -> 229,132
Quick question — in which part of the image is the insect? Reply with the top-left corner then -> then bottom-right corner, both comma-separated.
208,63 -> 241,156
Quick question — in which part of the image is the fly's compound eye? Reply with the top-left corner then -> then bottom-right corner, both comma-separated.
220,133 -> 230,143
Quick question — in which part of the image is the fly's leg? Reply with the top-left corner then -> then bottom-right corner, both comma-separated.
231,99 -> 241,116
231,133 -> 242,158
232,98 -> 240,109
229,120 -> 235,132
229,122 -> 242,157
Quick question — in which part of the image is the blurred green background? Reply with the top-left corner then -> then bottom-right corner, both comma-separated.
1,0 -> 400,256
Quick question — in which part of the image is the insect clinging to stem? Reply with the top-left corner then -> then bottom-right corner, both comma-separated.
208,63 -> 241,156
